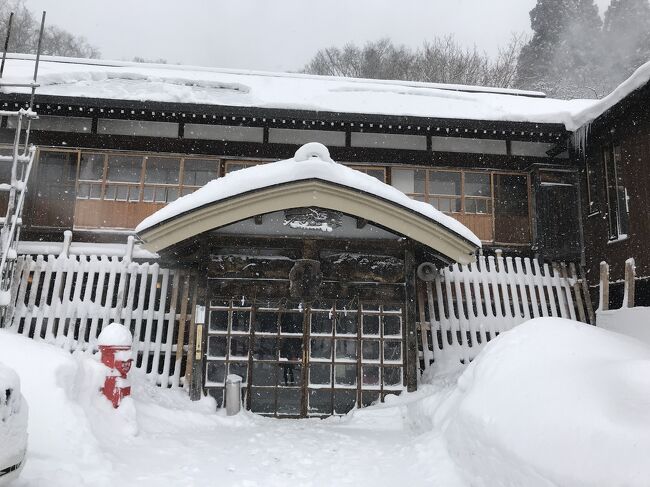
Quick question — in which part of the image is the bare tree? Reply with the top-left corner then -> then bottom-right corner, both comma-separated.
303,35 -> 523,89
0,0 -> 99,58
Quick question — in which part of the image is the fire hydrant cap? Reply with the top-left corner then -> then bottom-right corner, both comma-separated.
98,322 -> 133,347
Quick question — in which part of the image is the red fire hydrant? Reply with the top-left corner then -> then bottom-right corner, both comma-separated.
97,322 -> 133,408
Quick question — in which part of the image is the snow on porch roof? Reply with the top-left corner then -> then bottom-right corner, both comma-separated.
0,54 -> 597,128
135,143 -> 481,264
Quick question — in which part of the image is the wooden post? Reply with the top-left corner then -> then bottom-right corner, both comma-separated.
188,276 -> 207,401
60,230 -> 72,258
624,258 -> 636,309
599,261 -> 609,311
404,248 -> 418,393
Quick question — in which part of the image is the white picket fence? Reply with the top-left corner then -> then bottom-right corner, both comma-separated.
417,253 -> 592,370
4,249 -> 194,389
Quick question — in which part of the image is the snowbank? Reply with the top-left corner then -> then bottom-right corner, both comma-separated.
136,143 -> 481,247
597,306 -> 650,346
0,54 -> 595,127
441,318 -> 650,487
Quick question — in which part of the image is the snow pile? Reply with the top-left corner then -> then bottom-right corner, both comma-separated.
0,54 -> 596,127
136,143 -> 481,247
0,330 -> 129,486
597,306 -> 650,346
97,322 -> 133,347
441,318 -> 650,487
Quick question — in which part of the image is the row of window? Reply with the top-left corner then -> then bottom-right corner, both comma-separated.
5,114 -> 564,157
585,143 -> 629,241
27,148 -> 532,244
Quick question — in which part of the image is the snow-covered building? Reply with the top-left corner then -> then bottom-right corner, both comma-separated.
2,53 -> 647,416
569,62 -> 650,308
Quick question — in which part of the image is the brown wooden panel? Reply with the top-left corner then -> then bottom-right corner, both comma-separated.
74,199 -> 166,229
453,213 -> 494,242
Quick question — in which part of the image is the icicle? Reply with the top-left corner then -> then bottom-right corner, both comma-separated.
241,295 -> 245,306
571,122 -> 591,156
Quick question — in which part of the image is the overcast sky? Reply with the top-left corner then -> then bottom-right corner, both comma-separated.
26,0 -> 612,72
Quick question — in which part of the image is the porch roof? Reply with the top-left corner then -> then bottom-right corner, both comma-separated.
135,143 -> 480,265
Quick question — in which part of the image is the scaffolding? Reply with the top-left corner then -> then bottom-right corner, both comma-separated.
0,11 -> 45,312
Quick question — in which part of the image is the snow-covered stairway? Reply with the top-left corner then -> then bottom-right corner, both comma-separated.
417,253 -> 593,369
3,237 -> 194,389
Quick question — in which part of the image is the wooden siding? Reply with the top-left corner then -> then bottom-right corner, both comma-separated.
580,85 -> 650,287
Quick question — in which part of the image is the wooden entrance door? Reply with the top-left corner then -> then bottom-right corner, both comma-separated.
204,297 -> 406,417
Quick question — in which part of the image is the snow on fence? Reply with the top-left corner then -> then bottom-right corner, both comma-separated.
4,246 -> 194,389
417,253 -> 593,369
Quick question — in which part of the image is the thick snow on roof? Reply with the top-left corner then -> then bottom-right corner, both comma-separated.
569,59 -> 650,129
0,54 -> 596,127
135,142 -> 481,247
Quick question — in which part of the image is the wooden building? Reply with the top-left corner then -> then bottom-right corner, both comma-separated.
0,53 -> 613,415
573,62 -> 650,307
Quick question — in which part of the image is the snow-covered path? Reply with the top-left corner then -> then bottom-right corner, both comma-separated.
106,412 -> 461,487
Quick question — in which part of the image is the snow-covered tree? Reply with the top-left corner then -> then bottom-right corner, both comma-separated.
603,0 -> 650,82
516,0 -> 605,98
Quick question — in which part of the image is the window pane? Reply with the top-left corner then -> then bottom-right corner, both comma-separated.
464,173 -> 490,196
362,340 -> 380,361
392,168 -> 425,194
231,311 -> 250,332
310,338 -> 332,359
383,315 -> 401,336
183,159 -> 219,186
210,311 -> 228,331
230,337 -> 249,358
334,364 -> 357,386
206,362 -> 226,384
334,390 -> 357,414
310,364 -> 331,385
254,311 -> 278,333
207,336 -> 227,358
335,339 -> 357,360
362,366 -> 380,386
384,341 -> 402,362
254,337 -> 277,360
252,363 -> 276,386
336,313 -> 357,335
311,312 -> 333,334
429,171 -> 461,195
309,389 -> 332,415
145,157 -> 180,184
79,153 -> 104,180
279,338 -> 302,361
494,174 -> 530,244
107,155 -> 142,183
250,388 -> 275,413
362,315 -> 380,336
383,367 -> 402,387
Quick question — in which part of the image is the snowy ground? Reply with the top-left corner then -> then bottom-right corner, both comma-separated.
2,317 -> 650,487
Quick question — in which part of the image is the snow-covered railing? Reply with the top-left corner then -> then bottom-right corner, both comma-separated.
417,253 -> 593,369
3,245 -> 194,389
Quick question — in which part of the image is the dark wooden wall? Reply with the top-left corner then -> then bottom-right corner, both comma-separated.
580,84 -> 650,293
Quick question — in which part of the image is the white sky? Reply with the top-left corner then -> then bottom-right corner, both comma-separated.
26,0 -> 612,72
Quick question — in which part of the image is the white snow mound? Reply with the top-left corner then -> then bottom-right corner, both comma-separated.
442,318 -> 650,487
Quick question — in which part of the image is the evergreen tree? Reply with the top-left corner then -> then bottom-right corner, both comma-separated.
603,0 -> 650,81
516,0 -> 605,98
